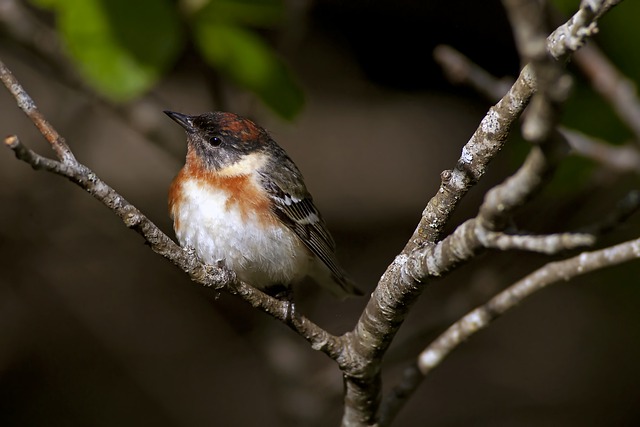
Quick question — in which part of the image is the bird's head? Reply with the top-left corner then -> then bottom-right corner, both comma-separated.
165,111 -> 271,172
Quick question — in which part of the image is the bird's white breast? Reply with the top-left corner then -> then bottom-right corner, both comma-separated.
172,178 -> 311,288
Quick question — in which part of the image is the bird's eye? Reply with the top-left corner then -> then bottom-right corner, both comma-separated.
208,135 -> 223,146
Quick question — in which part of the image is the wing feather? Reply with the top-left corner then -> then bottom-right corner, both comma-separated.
259,161 -> 361,296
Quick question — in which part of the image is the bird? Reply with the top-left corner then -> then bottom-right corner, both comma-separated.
165,110 -> 362,299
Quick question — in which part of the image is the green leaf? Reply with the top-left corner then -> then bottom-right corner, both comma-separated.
41,0 -> 184,101
193,21 -> 303,119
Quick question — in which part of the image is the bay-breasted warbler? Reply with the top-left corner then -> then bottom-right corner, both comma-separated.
165,111 -> 362,298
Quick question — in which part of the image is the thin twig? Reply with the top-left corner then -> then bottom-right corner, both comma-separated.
478,229 -> 595,254
0,59 -> 75,163
546,0 -> 621,60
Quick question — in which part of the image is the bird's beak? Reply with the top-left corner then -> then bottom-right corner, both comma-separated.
164,110 -> 195,133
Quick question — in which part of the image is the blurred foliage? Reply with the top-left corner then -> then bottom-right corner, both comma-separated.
31,0 -> 183,101
29,0 -> 303,119
192,0 -> 303,119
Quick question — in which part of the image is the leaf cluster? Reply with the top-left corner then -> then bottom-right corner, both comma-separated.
31,0 -> 303,118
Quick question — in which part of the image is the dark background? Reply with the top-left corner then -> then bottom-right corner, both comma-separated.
1,0 -> 640,425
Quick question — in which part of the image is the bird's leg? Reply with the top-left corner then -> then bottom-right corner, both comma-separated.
265,284 -> 296,324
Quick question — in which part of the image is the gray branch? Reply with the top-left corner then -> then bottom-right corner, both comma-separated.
381,232 -> 640,424
371,0 -> 626,424
404,0 -> 619,252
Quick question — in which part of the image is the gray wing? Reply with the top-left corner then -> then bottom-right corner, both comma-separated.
259,154 -> 362,296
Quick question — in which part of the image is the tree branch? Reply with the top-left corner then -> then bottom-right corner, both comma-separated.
503,0 -> 570,143
433,44 -> 512,100
478,229 -> 595,254
405,63 -> 534,251
0,59 -> 344,362
380,232 -> 640,424
547,0 -> 621,60
404,0 -> 618,252
404,134 -> 580,282
0,60 -> 75,163
343,1 -> 623,425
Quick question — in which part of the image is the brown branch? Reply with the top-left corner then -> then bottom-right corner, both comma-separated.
346,99 -> 575,427
404,64 -> 534,251
374,136 -> 598,426
0,60 -> 344,362
381,232 -> 640,424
